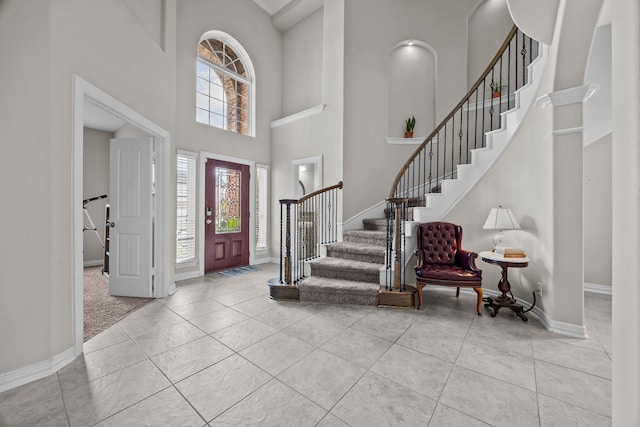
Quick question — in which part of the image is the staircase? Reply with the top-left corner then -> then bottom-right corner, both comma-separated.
272,26 -> 546,308
298,220 -> 386,306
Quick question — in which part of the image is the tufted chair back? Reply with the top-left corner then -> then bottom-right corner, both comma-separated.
416,222 -> 461,265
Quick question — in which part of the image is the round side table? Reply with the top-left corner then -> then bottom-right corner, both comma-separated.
479,251 -> 529,321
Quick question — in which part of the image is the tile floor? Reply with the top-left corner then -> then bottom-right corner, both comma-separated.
0,263 -> 612,426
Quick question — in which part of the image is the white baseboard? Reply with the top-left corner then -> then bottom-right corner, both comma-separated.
83,259 -> 103,267
253,258 -> 273,265
174,270 -> 201,282
584,282 -> 612,295
0,346 -> 76,393
481,289 -> 588,338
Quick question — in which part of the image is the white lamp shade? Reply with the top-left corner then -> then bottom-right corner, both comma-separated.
482,207 -> 521,230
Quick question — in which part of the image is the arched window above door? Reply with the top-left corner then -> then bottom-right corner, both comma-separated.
196,31 -> 255,137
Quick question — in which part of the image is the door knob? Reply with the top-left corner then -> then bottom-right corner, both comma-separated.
109,221 -> 115,227
206,219 -> 212,225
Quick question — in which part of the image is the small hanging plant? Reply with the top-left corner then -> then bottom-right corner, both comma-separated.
405,116 -> 416,138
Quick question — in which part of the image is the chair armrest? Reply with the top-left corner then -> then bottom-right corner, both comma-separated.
415,249 -> 425,267
456,249 -> 481,272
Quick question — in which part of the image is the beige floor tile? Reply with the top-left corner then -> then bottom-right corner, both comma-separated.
210,379 -> 326,426
538,394 -> 611,427
331,371 -> 436,426
240,332 -> 315,375
175,354 -> 271,422
316,414 -> 350,427
211,318 -> 278,351
321,327 -> 393,369
61,360 -> 171,427
78,338 -> 147,382
371,344 -> 453,400
189,307 -> 248,333
167,298 -> 226,320
428,403 -> 491,427
0,375 -> 68,427
396,323 -> 465,363
440,366 -> 539,427
535,359 -> 611,417
118,304 -> 185,337
94,387 -> 204,426
533,338 -> 611,379
283,315 -> 347,346
83,323 -> 130,354
133,321 -> 205,356
278,349 -> 366,410
150,336 -> 234,382
456,338 -> 537,391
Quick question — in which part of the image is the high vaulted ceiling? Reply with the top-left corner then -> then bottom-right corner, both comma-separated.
253,0 -> 295,16
253,0 -> 323,31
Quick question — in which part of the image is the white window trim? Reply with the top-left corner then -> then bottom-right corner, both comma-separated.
176,150 -> 198,266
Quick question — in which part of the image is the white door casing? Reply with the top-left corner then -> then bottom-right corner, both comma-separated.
108,137 -> 154,297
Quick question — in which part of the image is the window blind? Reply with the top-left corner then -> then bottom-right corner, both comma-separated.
176,153 -> 197,263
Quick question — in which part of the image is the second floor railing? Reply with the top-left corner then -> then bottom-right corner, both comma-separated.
279,181 -> 343,285
385,26 -> 539,292
388,26 -> 539,202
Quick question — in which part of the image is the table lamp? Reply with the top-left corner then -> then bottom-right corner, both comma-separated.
482,206 -> 520,248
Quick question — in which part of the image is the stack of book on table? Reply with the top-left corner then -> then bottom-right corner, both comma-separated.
493,247 -> 526,258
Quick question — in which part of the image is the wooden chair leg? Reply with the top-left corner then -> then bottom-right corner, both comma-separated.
456,287 -> 460,298
473,287 -> 483,316
416,282 -> 425,308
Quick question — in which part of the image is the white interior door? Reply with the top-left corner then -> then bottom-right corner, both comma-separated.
108,137 -> 153,297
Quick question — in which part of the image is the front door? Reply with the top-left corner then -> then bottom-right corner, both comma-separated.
204,158 -> 250,272
108,137 -> 153,297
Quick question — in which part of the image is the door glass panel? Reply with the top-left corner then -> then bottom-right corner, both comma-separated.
215,167 -> 242,233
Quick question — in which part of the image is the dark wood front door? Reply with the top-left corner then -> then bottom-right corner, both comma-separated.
204,158 -> 250,272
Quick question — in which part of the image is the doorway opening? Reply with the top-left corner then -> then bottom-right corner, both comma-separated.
292,156 -> 323,198
72,75 -> 172,355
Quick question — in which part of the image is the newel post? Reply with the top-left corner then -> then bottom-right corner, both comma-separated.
386,197 -> 408,291
279,199 -> 297,285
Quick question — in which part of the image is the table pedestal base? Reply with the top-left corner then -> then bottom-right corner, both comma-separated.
483,296 -> 528,321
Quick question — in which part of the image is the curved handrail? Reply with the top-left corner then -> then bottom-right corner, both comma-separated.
388,25 -> 529,199
278,181 -> 344,286
299,181 -> 343,204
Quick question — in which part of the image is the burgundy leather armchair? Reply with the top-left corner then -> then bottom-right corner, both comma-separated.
415,222 -> 483,315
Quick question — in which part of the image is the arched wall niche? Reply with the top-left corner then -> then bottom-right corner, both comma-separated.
388,40 -> 436,138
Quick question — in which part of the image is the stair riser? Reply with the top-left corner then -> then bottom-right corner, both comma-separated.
310,266 -> 379,283
299,291 -> 378,306
363,223 -> 387,232
326,248 -> 385,264
343,234 -> 387,246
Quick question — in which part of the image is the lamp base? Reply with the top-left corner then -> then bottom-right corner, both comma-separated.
493,231 -> 507,248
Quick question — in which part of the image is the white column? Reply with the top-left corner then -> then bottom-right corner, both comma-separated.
612,0 -> 640,424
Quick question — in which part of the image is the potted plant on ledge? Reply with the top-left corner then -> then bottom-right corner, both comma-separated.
492,82 -> 503,99
405,116 -> 416,138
